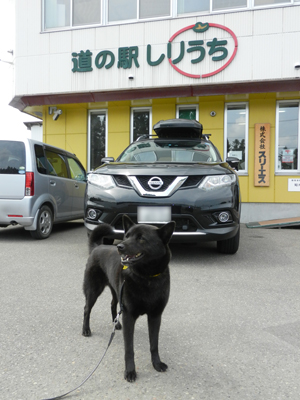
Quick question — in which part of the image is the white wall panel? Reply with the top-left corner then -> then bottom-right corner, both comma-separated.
282,32 -> 300,78
72,28 -> 96,52
144,20 -> 171,45
253,34 -> 282,80
14,57 -> 30,95
224,11 -> 253,37
283,6 -> 300,33
119,24 -> 145,47
253,8 -> 282,36
223,36 -> 253,82
50,31 -> 72,54
27,55 -> 50,95
95,25 -> 120,49
49,54 -> 72,93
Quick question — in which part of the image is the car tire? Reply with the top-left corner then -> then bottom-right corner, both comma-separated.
30,205 -> 53,240
217,226 -> 240,254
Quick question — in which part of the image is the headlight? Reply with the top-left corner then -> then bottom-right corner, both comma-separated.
88,174 -> 116,189
199,174 -> 236,191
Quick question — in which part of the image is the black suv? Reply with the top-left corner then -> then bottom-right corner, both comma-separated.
84,119 -> 241,254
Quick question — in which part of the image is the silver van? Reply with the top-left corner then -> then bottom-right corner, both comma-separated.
0,138 -> 86,239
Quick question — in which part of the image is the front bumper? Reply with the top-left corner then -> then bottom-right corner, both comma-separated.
84,183 -> 240,243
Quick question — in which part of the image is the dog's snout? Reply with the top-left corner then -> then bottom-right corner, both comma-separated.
117,243 -> 125,252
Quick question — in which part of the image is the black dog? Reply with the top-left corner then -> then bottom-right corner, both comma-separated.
82,215 -> 175,382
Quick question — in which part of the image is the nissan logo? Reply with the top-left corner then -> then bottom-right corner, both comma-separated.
148,176 -> 164,190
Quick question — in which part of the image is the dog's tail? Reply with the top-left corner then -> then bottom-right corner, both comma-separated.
88,224 -> 114,254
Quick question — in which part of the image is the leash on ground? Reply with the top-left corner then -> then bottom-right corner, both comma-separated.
41,282 -> 125,400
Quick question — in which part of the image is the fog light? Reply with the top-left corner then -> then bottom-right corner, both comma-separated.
218,211 -> 230,223
87,208 -> 97,220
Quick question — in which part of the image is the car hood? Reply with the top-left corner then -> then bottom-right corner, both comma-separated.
92,162 -> 234,176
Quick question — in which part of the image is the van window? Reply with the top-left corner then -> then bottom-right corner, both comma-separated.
35,144 -> 48,174
45,150 -> 68,178
0,141 -> 26,174
67,157 -> 86,181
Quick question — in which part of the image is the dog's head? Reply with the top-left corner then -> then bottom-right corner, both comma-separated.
117,215 -> 175,273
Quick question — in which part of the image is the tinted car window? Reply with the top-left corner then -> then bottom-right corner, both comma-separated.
0,141 -> 25,174
35,144 -> 48,174
117,139 -> 220,163
67,157 -> 86,181
45,150 -> 68,178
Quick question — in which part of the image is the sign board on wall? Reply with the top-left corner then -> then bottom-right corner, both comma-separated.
254,123 -> 270,187
288,178 -> 300,191
71,22 -> 238,79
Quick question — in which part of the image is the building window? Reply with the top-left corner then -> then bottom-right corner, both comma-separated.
44,0 -> 70,29
254,0 -> 290,6
224,103 -> 248,173
276,101 -> 299,173
108,0 -> 170,22
177,0 -> 209,14
108,0 -> 136,22
43,0 -> 300,30
131,108 -> 152,142
88,110 -> 107,170
176,105 -> 199,120
213,0 -> 247,11
73,0 -> 101,26
140,0 -> 170,19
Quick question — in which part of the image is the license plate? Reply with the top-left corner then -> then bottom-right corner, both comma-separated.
137,206 -> 171,223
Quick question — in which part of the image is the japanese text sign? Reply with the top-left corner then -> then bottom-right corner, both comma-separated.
254,123 -> 270,187
71,22 -> 238,79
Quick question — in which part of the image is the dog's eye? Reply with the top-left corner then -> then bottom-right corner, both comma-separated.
139,236 -> 146,243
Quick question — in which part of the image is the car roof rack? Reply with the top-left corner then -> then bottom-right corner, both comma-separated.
153,118 -> 203,139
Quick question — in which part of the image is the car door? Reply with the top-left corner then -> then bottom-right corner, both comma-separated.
66,156 -> 86,217
44,149 -> 73,220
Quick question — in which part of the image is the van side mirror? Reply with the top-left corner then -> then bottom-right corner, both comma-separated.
226,157 -> 239,171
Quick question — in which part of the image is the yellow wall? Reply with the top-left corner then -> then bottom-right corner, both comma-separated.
43,105 -> 88,168
108,103 -> 130,159
40,93 -> 299,204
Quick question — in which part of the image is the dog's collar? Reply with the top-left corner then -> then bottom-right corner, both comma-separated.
122,265 -> 161,278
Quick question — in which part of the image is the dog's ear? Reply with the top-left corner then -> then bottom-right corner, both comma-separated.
157,221 -> 176,245
122,214 -> 135,233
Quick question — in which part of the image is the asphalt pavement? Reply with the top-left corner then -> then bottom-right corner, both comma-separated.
1,221 -> 300,400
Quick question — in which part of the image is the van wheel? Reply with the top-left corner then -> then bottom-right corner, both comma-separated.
30,206 -> 53,240
217,226 -> 240,254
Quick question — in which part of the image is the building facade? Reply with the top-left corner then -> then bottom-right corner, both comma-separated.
11,0 -> 300,222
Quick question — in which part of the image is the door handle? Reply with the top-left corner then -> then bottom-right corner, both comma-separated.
50,180 -> 56,186
74,183 -> 79,189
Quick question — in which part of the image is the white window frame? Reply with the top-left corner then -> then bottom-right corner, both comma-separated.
176,104 -> 199,120
275,100 -> 300,175
224,102 -> 249,175
130,107 -> 152,142
87,109 -> 108,171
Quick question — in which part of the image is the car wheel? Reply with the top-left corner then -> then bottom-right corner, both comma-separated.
30,205 -> 53,240
217,226 -> 240,254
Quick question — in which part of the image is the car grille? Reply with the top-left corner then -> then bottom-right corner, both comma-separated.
113,175 -> 204,191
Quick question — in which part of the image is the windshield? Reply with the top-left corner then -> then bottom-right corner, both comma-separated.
116,139 -> 220,163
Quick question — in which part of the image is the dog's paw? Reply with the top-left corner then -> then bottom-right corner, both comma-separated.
153,361 -> 168,372
124,369 -> 137,382
82,328 -> 92,337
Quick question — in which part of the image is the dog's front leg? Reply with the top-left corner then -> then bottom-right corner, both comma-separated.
148,314 -> 168,372
122,311 -> 137,382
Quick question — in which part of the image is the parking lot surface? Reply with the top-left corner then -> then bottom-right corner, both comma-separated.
1,222 -> 300,400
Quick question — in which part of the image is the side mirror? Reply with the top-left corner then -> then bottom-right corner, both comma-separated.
226,157 -> 239,171
101,157 -> 115,164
